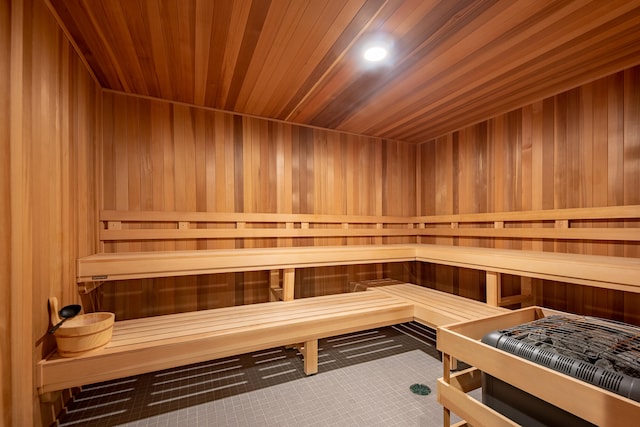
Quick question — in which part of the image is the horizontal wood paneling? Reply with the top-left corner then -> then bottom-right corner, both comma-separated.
418,65 -> 640,325
100,92 -> 417,318
51,0 -> 640,143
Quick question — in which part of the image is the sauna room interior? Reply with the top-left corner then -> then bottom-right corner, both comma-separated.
3,0 -> 640,426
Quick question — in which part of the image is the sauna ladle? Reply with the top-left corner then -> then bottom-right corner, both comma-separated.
48,299 -> 82,334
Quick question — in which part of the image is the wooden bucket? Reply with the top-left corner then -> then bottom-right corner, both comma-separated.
49,297 -> 115,357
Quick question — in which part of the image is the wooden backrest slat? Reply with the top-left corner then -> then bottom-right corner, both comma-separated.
102,205 -> 640,224
97,206 -> 640,243
415,205 -> 640,223
416,227 -> 640,241
100,210 -> 414,224
100,227 -> 421,241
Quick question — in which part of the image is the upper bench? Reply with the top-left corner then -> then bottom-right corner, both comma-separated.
77,206 -> 640,294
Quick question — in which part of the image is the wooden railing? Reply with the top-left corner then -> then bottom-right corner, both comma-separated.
99,205 -> 640,243
100,214 -> 417,241
415,205 -> 640,241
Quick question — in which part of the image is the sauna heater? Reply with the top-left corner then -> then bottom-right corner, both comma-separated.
481,314 -> 640,427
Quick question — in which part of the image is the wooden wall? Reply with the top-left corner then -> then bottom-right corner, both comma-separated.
418,65 -> 640,325
1,1 -> 11,424
99,92 -> 417,319
3,1 -> 638,422
3,0 -> 101,425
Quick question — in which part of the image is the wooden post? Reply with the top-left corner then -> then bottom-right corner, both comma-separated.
486,271 -> 501,307
283,268 -> 295,301
520,277 -> 533,307
269,270 -> 280,302
443,353 -> 452,427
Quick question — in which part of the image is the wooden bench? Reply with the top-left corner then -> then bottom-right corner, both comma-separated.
369,282 -> 507,328
77,207 -> 640,307
37,290 -> 414,394
77,244 -> 419,283
38,282 -> 514,395
46,207 -> 640,400
366,281 -> 508,371
77,243 -> 640,307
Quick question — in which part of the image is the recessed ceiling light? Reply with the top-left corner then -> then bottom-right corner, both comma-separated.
363,46 -> 388,62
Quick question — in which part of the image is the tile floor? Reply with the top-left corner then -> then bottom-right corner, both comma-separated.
56,322 -> 474,426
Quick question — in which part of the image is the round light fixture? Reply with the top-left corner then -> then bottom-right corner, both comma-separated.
363,46 -> 388,62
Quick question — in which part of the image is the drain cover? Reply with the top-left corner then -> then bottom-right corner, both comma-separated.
409,383 -> 431,395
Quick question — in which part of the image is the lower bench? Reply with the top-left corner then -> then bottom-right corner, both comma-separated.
37,291 -> 413,394
38,283 -> 506,395
368,282 -> 507,327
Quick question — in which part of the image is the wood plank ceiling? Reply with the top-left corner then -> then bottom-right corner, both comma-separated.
50,0 -> 640,143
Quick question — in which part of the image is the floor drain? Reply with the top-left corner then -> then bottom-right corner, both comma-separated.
410,383 -> 431,395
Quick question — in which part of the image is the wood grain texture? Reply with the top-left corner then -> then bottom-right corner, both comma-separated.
100,91 -> 417,316
418,65 -> 640,324
7,0 -> 639,423
1,1 -> 11,425
49,0 -> 640,143
4,0 -> 100,424
38,290 -> 414,393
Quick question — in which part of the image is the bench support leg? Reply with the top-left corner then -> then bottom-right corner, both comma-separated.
269,270 -> 280,301
303,339 -> 318,375
283,268 -> 295,301
485,271 -> 501,307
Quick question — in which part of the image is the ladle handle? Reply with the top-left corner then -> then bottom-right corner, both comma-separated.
49,297 -> 61,325
48,318 -> 67,334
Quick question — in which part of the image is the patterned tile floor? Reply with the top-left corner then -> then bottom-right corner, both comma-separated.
56,322 -> 474,426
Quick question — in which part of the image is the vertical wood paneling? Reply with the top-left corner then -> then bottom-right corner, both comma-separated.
1,1 -> 11,425
4,0 -> 100,424
525,100 -> 545,303
418,65 -> 640,323
100,92 -> 417,316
